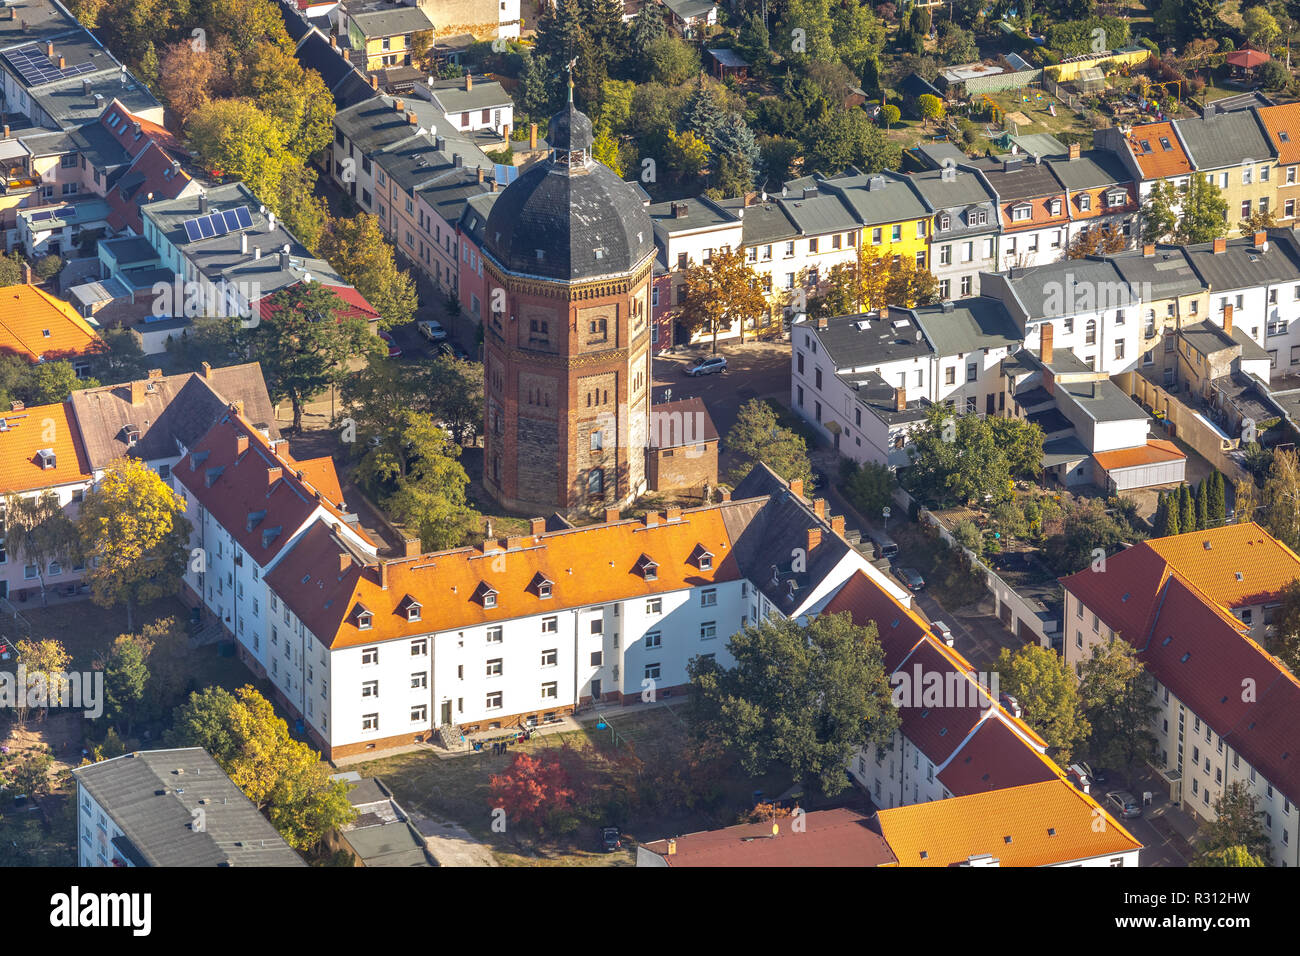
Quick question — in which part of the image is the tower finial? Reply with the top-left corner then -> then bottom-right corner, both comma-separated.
566,56 -> 577,104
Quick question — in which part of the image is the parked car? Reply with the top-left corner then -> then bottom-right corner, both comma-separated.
895,566 -> 925,591
1105,790 -> 1143,819
1075,761 -> 1109,786
684,355 -> 727,376
377,330 -> 401,357
601,826 -> 622,852
417,319 -> 448,342
437,340 -> 470,360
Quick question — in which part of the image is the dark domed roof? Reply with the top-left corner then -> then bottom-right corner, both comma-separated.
483,106 -> 653,282
549,103 -> 592,150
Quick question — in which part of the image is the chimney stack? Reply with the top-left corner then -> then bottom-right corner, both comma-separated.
235,433 -> 249,456
46,41 -> 53,57
394,98 -> 404,113
198,194 -> 208,214
240,233 -> 248,254
2,125 -> 9,139
477,166 -> 484,184
530,517 -> 547,535
529,123 -> 537,149
279,251 -> 290,270
1067,142 -> 1081,160
604,507 -> 620,524
1224,302 -> 1234,337
465,73 -> 473,91
407,111 -> 417,125
789,478 -> 804,498
230,400 -> 245,418
148,368 -> 163,380
665,506 -> 682,521
330,34 -> 337,48
404,538 -> 421,557
1213,237 -> 1227,254
130,379 -> 147,406
807,527 -> 822,553
813,498 -> 827,519
370,73 -> 378,90
58,55 -> 65,69
894,386 -> 907,412
201,361 -> 212,379
379,560 -> 388,591
268,465 -> 283,488
1040,322 -> 1054,365
816,316 -> 828,330
830,515 -> 845,536
1254,231 -> 1268,249
339,552 -> 351,574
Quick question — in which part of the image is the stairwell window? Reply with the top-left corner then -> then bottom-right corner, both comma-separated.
362,680 -> 378,698
701,621 -> 717,640
362,714 -> 378,731
645,631 -> 662,648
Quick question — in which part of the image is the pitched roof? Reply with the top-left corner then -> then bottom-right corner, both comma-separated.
174,411 -> 362,565
640,807 -> 897,866
0,401 -> 91,494
0,284 -> 103,362
1257,103 -> 1300,166
875,779 -> 1141,866
1122,121 -> 1193,180
648,397 -> 719,449
68,364 -> 279,471
105,140 -> 193,234
1092,438 -> 1186,471
72,748 -> 304,867
1175,109 -> 1275,171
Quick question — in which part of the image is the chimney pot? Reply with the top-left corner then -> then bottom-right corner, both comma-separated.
46,41 -> 53,57
407,111 -> 417,125
370,73 -> 378,90
330,34 -> 337,48
807,527 -> 822,553
230,400 -> 244,418
830,515 -> 845,536
267,465 -> 283,488
477,166 -> 484,184
380,561 -> 388,591
465,73 -> 473,92
394,98 -> 404,113
1254,230 -> 1267,248
789,478 -> 804,498
720,489 -> 731,502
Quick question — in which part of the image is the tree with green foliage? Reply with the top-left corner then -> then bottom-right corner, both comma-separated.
1205,469 -> 1226,527
804,108 -> 902,174
736,11 -> 770,63
252,283 -> 377,431
3,491 -> 80,607
25,361 -> 99,405
103,636 -> 149,735
424,355 -> 484,446
724,399 -> 814,488
996,644 -> 1091,766
918,93 -> 945,129
1141,174 -> 1229,245
1262,448 -> 1300,550
0,251 -> 27,286
881,103 -> 901,128
1045,499 -> 1137,574
1178,482 -> 1194,533
77,458 -> 191,632
1078,639 -> 1159,776
687,612 -> 900,796
1194,782 -> 1271,864
1268,579 -> 1300,675
1195,844 -> 1267,867
317,215 -> 417,330
644,37 -> 700,86
167,685 -> 356,851
2,748 -> 53,798
905,405 -> 1042,506
843,461 -> 895,518
1195,479 -> 1209,530
12,639 -> 70,724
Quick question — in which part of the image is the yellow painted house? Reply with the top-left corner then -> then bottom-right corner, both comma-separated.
820,169 -> 933,270
344,4 -> 435,70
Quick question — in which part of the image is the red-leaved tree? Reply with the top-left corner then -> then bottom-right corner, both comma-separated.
489,751 -> 575,829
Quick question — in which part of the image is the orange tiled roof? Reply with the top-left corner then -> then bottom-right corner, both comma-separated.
268,505 -> 747,650
0,401 -> 92,494
1092,438 -> 1186,472
1145,522 -> 1300,609
875,778 -> 1142,866
1258,104 -> 1300,167
293,456 -> 345,506
0,285 -> 103,362
1124,122 -> 1193,180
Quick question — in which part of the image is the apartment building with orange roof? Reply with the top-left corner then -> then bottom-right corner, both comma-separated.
1095,121 -> 1194,205
253,464 -> 911,758
0,399 -> 93,600
0,283 -> 103,372
1062,522 -> 1300,866
874,778 -> 1142,867
173,410 -> 378,691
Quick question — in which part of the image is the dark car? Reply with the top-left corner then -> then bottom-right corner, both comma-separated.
895,566 -> 925,591
601,826 -> 622,852
685,356 -> 727,376
437,340 -> 471,361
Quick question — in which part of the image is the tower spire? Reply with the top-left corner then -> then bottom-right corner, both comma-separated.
566,56 -> 577,104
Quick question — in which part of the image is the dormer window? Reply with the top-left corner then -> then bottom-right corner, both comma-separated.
474,581 -> 498,608
635,553 -> 658,581
355,604 -> 373,630
689,544 -> 714,572
405,597 -> 422,622
938,214 -> 950,230
529,572 -> 553,599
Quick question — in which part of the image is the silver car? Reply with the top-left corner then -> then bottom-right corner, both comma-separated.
1105,790 -> 1142,819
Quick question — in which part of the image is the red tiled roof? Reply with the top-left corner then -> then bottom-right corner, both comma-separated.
106,141 -> 194,234
0,401 -> 92,494
0,284 -> 104,362
640,807 -> 898,866
937,717 -> 1061,797
257,283 -> 380,325
1124,122 -> 1193,180
175,412 -> 362,566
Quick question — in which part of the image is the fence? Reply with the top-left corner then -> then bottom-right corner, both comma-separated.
893,487 -> 1061,648
963,68 -> 1043,95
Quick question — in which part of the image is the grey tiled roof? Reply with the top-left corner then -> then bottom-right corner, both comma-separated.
797,311 -> 933,371
819,169 -> 930,227
1183,234 -> 1300,291
72,748 -> 304,867
908,297 -> 1022,358
1108,246 -> 1203,300
1046,149 -> 1135,190
1005,257 -> 1128,319
349,5 -> 434,37
1174,110 -> 1275,170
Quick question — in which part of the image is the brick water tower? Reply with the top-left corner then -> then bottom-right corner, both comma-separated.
479,92 -> 654,514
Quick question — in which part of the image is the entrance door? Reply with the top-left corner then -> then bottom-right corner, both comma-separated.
590,679 -> 602,702
440,701 -> 452,726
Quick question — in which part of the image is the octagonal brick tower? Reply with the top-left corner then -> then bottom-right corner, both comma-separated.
480,94 -> 654,514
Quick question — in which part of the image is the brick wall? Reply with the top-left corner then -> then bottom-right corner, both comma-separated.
648,440 -> 718,493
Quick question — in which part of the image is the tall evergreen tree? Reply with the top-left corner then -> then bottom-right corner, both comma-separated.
1195,479 -> 1209,530
681,81 -> 725,144
1164,490 -> 1181,536
1208,470 -> 1227,527
1178,483 -> 1195,533
1153,491 -> 1171,537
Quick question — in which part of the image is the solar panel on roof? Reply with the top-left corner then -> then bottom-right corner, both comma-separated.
183,219 -> 202,242
207,212 -> 229,237
197,216 -> 215,238
222,210 -> 240,231
233,206 -> 253,229
4,44 -> 97,87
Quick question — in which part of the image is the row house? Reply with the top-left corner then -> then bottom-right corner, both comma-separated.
174,410 -> 379,692
1095,120 -> 1195,207
1063,523 -> 1300,867
414,73 -> 514,138
971,154 -> 1070,270
337,1 -> 436,71
256,464 -> 911,758
1045,143 -> 1140,250
818,169 -> 932,272
1174,106 -> 1278,229
648,196 -> 744,350
908,165 -> 999,299
1260,104 -> 1300,226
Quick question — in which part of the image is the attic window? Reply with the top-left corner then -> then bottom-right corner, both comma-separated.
474,581 -> 498,608
1203,541 -> 1212,550
1180,652 -> 1191,663
530,572 -> 553,599
1281,132 -> 1291,143
690,544 -> 714,571
1121,593 -> 1130,602
635,554 -> 658,580
35,448 -> 56,470
1159,137 -> 1172,151
41,329 -> 50,338
357,607 -> 373,630
535,249 -> 545,261
1003,835 -> 1013,844
1162,636 -> 1172,646
1235,572 -> 1244,581
1139,140 -> 1152,153
406,599 -> 422,622
919,851 -> 928,860
1047,828 -> 1057,837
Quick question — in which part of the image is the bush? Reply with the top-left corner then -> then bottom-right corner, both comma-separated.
1259,60 -> 1290,91
953,519 -> 982,551
33,254 -> 62,280
1139,37 -> 1159,53
843,461 -> 896,519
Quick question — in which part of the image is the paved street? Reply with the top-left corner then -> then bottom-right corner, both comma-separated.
652,340 -> 792,445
